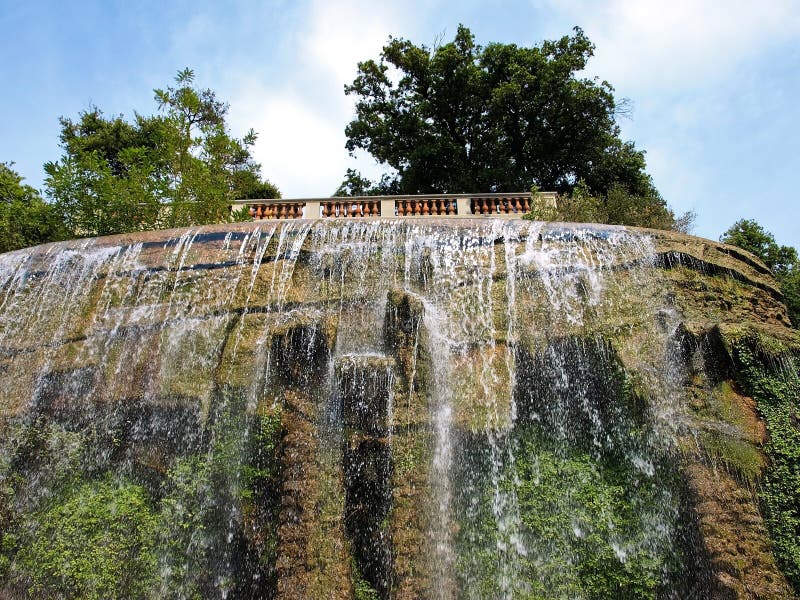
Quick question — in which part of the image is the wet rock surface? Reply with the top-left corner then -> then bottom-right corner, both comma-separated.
0,219 -> 798,599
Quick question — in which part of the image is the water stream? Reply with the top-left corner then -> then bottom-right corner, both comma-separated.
0,220 -> 710,598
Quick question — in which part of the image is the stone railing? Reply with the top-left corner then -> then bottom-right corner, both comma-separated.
231,192 -> 557,221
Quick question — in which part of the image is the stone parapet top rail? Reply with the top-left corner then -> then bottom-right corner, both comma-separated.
231,191 -> 557,220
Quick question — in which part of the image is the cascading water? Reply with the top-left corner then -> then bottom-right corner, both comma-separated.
0,219 -> 796,599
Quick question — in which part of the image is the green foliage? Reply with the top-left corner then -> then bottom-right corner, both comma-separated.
44,68 -> 274,239
454,429 -> 681,597
14,477 -> 157,600
0,398 -> 285,599
721,219 -> 800,327
155,399 -> 283,597
732,340 -> 800,589
333,168 -> 400,197
512,440 -> 665,598
45,149 -> 163,236
698,430 -> 764,485
344,25 -> 659,199
0,162 -> 66,252
721,219 -> 798,274
235,173 -> 281,200
524,180 -> 690,232
351,558 -> 379,600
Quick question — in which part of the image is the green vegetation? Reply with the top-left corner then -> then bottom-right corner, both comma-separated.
0,395 -> 285,599
155,398 -> 283,598
351,558 -> 380,600
513,438 -> 666,598
0,162 -> 67,252
525,181 -> 694,232
15,478 -> 157,600
340,25 -> 690,231
732,338 -> 800,589
44,68 -> 279,239
453,428 -> 680,599
721,219 -> 799,327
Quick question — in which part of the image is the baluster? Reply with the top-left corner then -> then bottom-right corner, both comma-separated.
287,204 -> 295,219
513,197 -> 521,213
266,204 -> 274,219
523,196 -> 531,212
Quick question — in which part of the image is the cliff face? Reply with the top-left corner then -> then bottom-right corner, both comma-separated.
0,220 -> 797,599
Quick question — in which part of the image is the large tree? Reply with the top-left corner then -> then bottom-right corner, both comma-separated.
343,26 -> 657,198
45,69 -> 278,238
0,163 -> 66,253
721,219 -> 799,327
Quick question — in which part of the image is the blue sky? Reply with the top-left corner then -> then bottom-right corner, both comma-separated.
1,0 -> 798,248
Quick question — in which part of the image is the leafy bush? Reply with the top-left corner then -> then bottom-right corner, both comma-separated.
14,478 -> 157,599
732,339 -> 800,589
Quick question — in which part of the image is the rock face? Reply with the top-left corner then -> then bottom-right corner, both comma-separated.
0,219 -> 798,599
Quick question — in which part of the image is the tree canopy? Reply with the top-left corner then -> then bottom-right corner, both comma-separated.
340,25 -> 690,230
721,219 -> 799,327
44,68 -> 279,239
343,26 -> 656,197
0,163 -> 66,253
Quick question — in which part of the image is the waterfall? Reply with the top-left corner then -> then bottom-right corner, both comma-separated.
0,219 -> 790,599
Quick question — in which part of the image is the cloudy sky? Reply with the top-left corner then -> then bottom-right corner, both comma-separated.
1,0 -> 798,247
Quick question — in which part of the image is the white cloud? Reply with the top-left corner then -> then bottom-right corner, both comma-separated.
228,85 -> 345,197
539,0 -> 800,92
301,0 -> 401,91
225,0 -> 402,197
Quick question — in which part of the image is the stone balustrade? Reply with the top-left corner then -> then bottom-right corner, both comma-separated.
321,199 -> 382,217
231,192 -> 556,220
246,202 -> 306,220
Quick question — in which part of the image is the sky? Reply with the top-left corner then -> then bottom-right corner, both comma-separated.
1,0 -> 798,248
